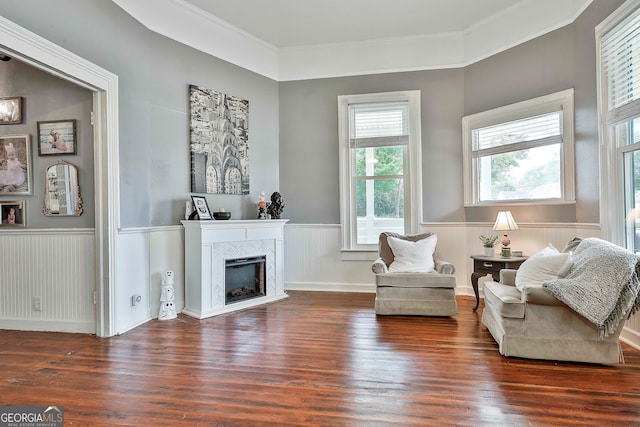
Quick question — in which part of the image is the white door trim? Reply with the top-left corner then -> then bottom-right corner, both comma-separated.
0,15 -> 120,337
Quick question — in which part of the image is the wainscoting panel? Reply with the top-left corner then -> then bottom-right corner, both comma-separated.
149,226 -> 185,319
284,224 -> 376,292
431,222 -> 602,296
0,229 -> 96,333
8,225 -> 637,350
283,222 -> 602,296
115,229 -> 151,334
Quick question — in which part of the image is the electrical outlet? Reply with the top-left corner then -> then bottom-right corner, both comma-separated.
32,296 -> 42,311
131,294 -> 142,307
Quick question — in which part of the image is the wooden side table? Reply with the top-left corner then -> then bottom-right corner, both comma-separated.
470,254 -> 528,311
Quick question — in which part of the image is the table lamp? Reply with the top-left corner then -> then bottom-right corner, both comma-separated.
492,211 -> 519,257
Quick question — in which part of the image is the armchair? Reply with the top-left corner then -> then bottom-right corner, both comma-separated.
371,232 -> 457,316
482,237 -> 640,364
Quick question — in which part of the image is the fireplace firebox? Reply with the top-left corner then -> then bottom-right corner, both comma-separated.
225,256 -> 266,304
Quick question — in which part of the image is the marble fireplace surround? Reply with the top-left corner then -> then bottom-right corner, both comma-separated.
181,219 -> 289,319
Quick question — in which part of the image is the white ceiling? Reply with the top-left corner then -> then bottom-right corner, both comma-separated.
113,0 -> 594,81
182,0 -> 517,48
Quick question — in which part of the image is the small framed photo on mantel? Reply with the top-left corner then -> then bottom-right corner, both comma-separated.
37,119 -> 77,156
190,195 -> 212,220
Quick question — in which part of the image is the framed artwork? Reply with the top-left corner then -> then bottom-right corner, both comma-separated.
0,96 -> 22,124
191,195 -> 212,220
0,200 -> 25,227
189,85 -> 249,195
37,119 -> 77,155
0,134 -> 31,195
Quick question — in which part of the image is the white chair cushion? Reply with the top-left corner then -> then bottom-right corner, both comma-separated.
387,234 -> 437,273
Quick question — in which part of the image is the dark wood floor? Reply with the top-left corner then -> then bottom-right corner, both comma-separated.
2,292 -> 640,426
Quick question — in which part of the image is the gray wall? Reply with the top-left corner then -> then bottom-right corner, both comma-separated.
279,69 -> 465,224
0,0 -> 626,227
0,0 -> 280,228
279,0 -> 625,225
463,0 -> 625,224
0,58 -> 94,228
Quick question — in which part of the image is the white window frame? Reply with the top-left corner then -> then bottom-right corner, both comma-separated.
462,89 -> 576,207
337,90 -> 422,256
597,0 -> 640,246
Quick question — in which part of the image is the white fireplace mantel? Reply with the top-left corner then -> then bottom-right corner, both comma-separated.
181,219 -> 289,318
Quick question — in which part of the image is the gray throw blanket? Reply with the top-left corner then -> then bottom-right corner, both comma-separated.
543,238 -> 640,338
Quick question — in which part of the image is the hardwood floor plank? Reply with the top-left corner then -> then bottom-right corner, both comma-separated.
1,291 -> 640,426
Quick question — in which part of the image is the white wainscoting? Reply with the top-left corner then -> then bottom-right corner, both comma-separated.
432,222 -> 602,297
0,229 -> 96,333
112,222 -> 640,349
284,224 -> 376,293
284,222 -> 601,295
7,224 -> 639,352
149,226 -> 185,321
115,225 -> 185,334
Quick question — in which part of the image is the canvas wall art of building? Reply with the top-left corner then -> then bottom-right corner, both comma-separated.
189,84 -> 249,195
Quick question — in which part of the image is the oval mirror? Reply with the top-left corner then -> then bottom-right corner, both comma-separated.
43,160 -> 83,216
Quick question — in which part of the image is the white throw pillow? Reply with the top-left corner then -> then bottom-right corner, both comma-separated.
534,243 -> 561,257
515,244 -> 572,291
387,235 -> 437,273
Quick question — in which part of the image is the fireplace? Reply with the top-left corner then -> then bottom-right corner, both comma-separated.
225,256 -> 266,304
182,219 -> 288,319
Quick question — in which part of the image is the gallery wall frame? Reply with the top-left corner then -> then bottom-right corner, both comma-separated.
37,119 -> 77,155
0,200 -> 25,227
0,134 -> 32,195
0,96 -> 22,124
44,160 -> 84,217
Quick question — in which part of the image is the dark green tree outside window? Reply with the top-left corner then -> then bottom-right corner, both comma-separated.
355,146 -> 404,217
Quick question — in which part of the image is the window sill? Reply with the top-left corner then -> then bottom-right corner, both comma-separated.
464,199 -> 576,208
340,250 -> 378,261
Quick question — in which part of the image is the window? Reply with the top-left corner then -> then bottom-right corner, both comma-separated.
462,89 -> 575,206
337,91 -> 422,253
597,0 -> 640,251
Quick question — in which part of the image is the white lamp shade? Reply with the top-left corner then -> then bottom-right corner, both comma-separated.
492,211 -> 519,231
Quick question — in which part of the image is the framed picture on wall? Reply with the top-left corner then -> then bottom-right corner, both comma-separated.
191,195 -> 212,220
0,200 -> 25,227
0,134 -> 31,195
37,119 -> 77,156
0,96 -> 22,124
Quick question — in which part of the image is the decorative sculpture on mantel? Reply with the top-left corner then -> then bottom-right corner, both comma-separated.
257,191 -> 268,219
266,191 -> 285,219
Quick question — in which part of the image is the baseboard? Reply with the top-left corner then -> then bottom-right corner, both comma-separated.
285,281 -> 376,293
285,281 -> 476,296
456,285 -> 475,297
117,317 -> 152,335
0,319 -> 94,334
620,326 -> 640,351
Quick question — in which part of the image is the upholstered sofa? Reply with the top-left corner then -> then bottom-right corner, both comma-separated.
482,237 -> 640,364
372,232 -> 457,316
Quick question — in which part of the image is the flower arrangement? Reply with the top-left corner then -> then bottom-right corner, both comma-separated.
479,235 -> 499,248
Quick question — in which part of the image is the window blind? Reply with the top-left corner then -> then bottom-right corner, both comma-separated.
602,7 -> 640,125
472,111 -> 562,155
349,101 -> 409,148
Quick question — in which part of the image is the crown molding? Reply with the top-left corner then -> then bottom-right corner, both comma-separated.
111,0 -> 279,80
112,0 -> 593,81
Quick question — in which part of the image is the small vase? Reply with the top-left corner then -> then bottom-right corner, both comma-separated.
484,247 -> 494,256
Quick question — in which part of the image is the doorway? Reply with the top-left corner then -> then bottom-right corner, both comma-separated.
0,16 -> 119,337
